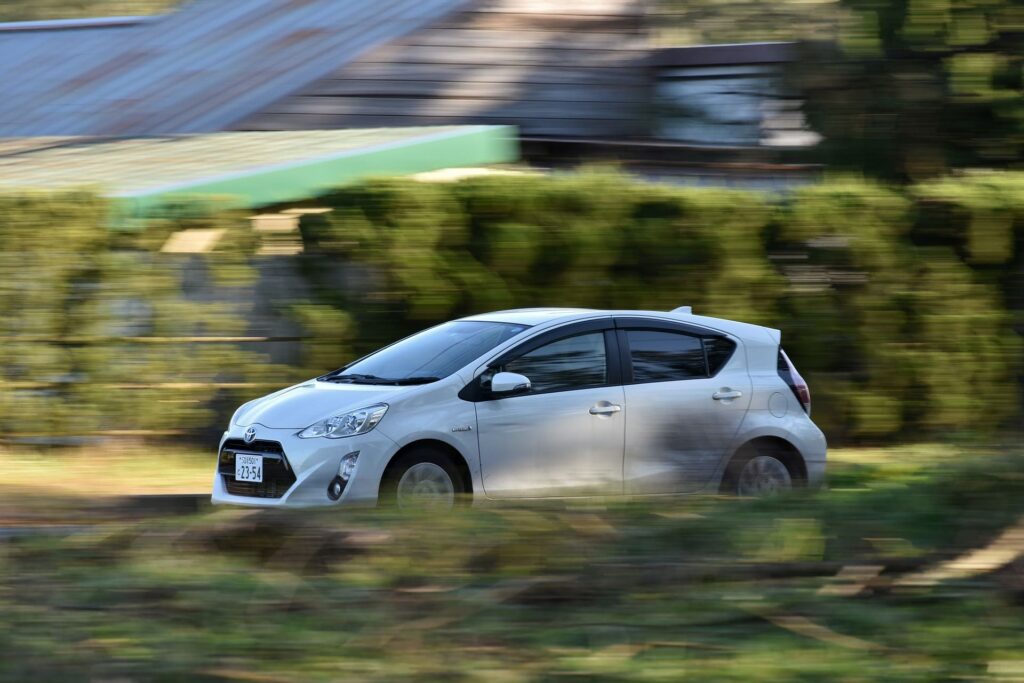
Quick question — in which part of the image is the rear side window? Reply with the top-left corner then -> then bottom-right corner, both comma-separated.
626,330 -> 706,382
704,337 -> 737,375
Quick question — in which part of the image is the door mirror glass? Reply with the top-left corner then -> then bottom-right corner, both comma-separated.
491,372 -> 532,395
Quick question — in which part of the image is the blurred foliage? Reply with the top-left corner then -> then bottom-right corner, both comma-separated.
1,445 -> 1022,681
0,191 -> 289,438
913,174 -> 1024,300
911,174 -> 1024,381
795,0 -> 1023,180
648,0 -> 1019,180
0,0 -> 181,21
1,170 -> 1021,444
776,180 -> 1020,439
300,172 -> 1022,443
652,0 -> 842,45
301,172 -> 782,339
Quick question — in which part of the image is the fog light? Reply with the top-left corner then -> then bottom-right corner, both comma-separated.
327,452 -> 359,502
327,477 -> 345,501
339,451 -> 359,481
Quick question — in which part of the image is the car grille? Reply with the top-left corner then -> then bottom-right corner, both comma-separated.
219,439 -> 296,499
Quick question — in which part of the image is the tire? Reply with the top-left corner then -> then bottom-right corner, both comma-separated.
721,445 -> 800,497
379,445 -> 466,509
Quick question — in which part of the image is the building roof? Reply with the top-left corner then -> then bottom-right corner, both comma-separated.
0,126 -> 517,220
241,0 -> 651,138
0,0 -> 471,137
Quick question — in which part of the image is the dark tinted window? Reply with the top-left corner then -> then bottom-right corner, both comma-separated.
335,321 -> 528,382
704,337 -> 737,375
503,332 -> 607,394
627,329 -> 706,382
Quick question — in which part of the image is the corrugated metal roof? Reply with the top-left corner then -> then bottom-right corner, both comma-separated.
0,126 -> 518,220
240,0 -> 652,138
0,0 -> 471,137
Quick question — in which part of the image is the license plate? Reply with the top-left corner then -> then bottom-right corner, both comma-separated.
235,454 -> 263,483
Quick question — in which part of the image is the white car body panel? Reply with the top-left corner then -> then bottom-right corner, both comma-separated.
623,350 -> 752,494
477,384 -> 626,498
233,382 -> 404,429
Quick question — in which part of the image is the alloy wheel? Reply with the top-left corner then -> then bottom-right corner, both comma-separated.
396,462 -> 456,509
737,455 -> 792,497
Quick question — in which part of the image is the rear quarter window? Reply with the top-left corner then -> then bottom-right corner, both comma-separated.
704,337 -> 737,375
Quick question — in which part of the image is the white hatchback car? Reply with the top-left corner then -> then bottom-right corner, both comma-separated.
212,308 -> 826,508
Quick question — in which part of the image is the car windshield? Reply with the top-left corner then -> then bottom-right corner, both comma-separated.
322,321 -> 529,384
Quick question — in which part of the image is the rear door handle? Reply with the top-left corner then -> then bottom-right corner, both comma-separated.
712,390 -> 743,400
589,403 -> 622,415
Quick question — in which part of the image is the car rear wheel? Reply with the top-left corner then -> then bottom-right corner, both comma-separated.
736,455 -> 792,496
722,445 -> 799,497
381,446 -> 465,509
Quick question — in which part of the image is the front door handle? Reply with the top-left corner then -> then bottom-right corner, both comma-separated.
712,389 -> 743,401
589,403 -> 622,415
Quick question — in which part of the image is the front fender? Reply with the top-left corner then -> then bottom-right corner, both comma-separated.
374,391 -> 483,497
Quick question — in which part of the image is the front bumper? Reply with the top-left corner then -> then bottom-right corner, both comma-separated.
210,425 -> 400,508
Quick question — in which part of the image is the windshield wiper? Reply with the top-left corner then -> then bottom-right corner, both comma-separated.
392,376 -> 440,385
322,374 -> 440,386
322,373 -> 386,384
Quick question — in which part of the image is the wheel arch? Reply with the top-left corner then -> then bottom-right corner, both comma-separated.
379,439 -> 473,497
721,435 -> 808,492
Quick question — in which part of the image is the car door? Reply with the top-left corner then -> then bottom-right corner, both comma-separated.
616,318 -> 751,494
470,321 -> 625,498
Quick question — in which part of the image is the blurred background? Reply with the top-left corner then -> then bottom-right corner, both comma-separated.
0,0 -> 1021,680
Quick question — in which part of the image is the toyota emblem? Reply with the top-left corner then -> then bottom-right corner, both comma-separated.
243,426 -> 257,444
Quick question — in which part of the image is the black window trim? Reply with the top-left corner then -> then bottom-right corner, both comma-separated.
613,316 -> 735,384
459,318 -> 619,402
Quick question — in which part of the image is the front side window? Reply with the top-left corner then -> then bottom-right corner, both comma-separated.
501,332 -> 607,394
627,329 -> 706,382
325,321 -> 528,384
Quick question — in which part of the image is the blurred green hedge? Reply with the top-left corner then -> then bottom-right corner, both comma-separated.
0,172 -> 1020,444
0,192 -> 289,440
299,171 -> 1023,443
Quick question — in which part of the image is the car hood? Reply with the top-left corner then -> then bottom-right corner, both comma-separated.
234,381 -> 407,429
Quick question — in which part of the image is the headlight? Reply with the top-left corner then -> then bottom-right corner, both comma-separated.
297,404 -> 388,439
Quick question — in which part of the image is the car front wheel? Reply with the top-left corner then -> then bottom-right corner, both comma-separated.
381,446 -> 465,509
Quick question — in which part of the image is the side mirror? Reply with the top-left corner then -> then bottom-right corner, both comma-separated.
490,372 -> 531,396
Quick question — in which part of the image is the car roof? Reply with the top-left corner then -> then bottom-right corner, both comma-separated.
460,307 -> 780,343
462,308 -> 597,326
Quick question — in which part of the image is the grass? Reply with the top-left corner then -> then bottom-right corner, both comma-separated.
0,442 -> 212,499
0,440 -> 1012,528
0,441 -> 986,500
0,442 -> 1022,681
